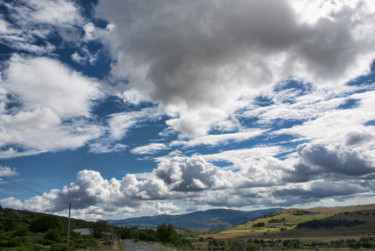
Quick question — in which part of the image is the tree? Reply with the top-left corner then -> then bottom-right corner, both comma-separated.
30,215 -> 62,233
157,224 -> 169,243
44,228 -> 61,241
91,220 -> 108,238
4,216 -> 16,231
157,224 -> 180,246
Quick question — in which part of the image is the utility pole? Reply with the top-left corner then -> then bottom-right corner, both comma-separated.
111,226 -> 114,247
67,202 -> 71,251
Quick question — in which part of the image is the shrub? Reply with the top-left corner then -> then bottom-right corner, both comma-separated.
49,243 -> 67,251
30,215 -> 62,233
44,228 -> 61,241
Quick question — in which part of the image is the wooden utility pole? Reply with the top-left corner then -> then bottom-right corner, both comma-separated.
67,202 -> 71,251
275,240 -> 278,251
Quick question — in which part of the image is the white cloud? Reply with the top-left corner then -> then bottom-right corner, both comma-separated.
2,55 -> 101,117
1,0 -> 85,53
107,108 -> 161,141
16,0 -> 83,27
202,146 -> 285,166
0,55 -> 104,157
153,202 -> 180,215
241,84 -> 353,125
0,166 -> 17,177
0,17 -> 14,34
96,0 -> 375,137
89,143 -> 127,154
131,143 -> 167,155
120,89 -> 149,105
89,107 -> 164,154
71,46 -> 99,65
275,90 -> 375,146
170,129 -> 265,148
83,22 -> 96,41
2,147 -> 374,216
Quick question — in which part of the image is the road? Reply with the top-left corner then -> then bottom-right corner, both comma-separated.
124,239 -> 160,251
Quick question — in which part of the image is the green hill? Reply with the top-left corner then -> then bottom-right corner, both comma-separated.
210,204 -> 375,240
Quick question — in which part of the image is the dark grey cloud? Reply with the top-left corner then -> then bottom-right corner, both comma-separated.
273,181 -> 369,202
96,0 -> 375,136
345,130 -> 373,146
284,143 -> 375,183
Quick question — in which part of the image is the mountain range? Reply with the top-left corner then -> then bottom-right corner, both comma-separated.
108,208 -> 283,231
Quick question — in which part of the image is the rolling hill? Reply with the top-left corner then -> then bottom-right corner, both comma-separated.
210,204 -> 375,240
108,208 -> 283,231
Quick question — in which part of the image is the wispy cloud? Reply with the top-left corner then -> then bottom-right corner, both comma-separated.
0,0 -> 85,53
170,129 -> 265,148
131,143 -> 168,155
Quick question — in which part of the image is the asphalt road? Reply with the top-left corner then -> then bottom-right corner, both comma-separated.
124,239 -> 160,251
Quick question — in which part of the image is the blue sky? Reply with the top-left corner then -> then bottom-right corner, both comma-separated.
1,0 -> 375,220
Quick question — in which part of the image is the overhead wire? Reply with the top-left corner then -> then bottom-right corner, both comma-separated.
0,176 -> 43,196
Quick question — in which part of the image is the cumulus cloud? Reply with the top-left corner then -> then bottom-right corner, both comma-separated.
154,202 -> 180,215
345,130 -> 374,146
44,169 -> 171,212
283,142 -> 375,183
2,148 -> 374,215
96,0 -> 375,136
155,156 -> 224,191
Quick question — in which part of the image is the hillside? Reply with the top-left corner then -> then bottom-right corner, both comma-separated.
0,206 -> 116,250
108,208 -> 283,231
210,204 -> 375,240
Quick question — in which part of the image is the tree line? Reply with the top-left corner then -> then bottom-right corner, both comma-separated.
115,223 -> 192,247
297,218 -> 365,229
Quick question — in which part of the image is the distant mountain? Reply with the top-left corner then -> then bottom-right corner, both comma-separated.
108,208 -> 283,231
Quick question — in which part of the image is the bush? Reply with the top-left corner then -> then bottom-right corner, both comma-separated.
157,224 -> 180,246
253,222 -> 265,228
49,243 -> 67,251
44,228 -> 61,241
362,242 -> 374,249
0,237 -> 19,247
30,215 -> 62,233
91,220 -> 108,238
12,226 -> 29,237
283,239 -> 302,248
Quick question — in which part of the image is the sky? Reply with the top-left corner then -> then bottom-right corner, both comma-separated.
0,0 -> 375,221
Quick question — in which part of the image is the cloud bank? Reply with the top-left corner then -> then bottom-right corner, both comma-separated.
2,146 -> 374,217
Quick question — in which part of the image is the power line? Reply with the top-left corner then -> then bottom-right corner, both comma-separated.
0,176 -> 43,196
